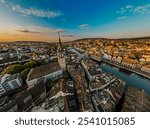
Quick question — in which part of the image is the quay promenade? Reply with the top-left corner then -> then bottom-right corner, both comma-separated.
102,59 -> 150,80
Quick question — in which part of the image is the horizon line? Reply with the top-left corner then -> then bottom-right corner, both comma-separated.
0,35 -> 150,43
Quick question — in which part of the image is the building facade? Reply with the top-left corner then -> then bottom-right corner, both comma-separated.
26,63 -> 63,86
1,74 -> 23,92
141,65 -> 150,74
121,58 -> 137,69
0,84 -> 6,96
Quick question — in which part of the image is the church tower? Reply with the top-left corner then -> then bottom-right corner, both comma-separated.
57,32 -> 66,71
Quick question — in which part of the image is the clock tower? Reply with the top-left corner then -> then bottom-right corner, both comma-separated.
57,32 -> 66,71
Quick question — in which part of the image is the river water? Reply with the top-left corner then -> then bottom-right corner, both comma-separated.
100,62 -> 150,95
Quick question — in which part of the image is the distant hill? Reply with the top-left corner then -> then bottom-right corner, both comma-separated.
119,36 -> 150,40
73,36 -> 150,42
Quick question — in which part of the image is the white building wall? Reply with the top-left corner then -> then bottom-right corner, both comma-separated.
117,56 -> 122,63
58,54 -> 66,71
141,67 -> 150,74
0,84 -> 6,96
8,82 -> 14,90
103,53 -> 112,60
121,62 -> 136,69
26,79 -> 38,87
27,70 -> 63,87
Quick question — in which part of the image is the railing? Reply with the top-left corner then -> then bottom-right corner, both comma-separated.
102,59 -> 150,79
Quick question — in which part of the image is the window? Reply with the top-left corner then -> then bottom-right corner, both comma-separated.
2,83 -> 11,91
0,90 -> 5,94
11,80 -> 20,89
69,100 -> 76,107
24,95 -> 32,103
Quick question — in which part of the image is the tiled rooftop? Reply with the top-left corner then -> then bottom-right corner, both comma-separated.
27,62 -> 61,81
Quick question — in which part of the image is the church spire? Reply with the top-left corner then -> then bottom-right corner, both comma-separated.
58,32 -> 63,52
57,32 -> 66,71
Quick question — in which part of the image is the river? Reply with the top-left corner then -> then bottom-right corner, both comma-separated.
100,62 -> 150,95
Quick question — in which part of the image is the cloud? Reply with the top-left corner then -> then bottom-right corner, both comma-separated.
134,4 -> 150,14
117,8 -> 126,14
0,0 -> 6,3
117,4 -> 150,15
16,29 -> 41,34
126,5 -> 134,10
117,4 -> 150,20
56,29 -> 66,33
10,4 -> 63,19
15,25 -> 65,35
117,16 -> 127,20
78,24 -> 90,29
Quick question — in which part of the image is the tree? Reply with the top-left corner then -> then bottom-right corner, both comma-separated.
20,68 -> 31,80
133,52 -> 142,61
1,64 -> 23,75
0,60 -> 42,78
23,60 -> 37,69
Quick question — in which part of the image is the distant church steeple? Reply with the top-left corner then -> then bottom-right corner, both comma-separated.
57,32 -> 63,53
57,32 -> 66,71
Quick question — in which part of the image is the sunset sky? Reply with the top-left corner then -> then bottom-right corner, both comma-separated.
0,0 -> 150,42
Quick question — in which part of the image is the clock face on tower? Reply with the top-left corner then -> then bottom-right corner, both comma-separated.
59,53 -> 64,58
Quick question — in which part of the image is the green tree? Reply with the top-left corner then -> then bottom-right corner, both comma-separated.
1,64 -> 23,75
133,52 -> 142,61
23,60 -> 37,69
20,68 -> 31,80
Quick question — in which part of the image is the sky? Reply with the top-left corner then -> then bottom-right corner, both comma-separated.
0,0 -> 150,42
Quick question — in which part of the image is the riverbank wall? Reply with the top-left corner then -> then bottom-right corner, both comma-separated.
102,59 -> 150,80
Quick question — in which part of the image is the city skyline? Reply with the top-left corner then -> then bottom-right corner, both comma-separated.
0,0 -> 150,42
